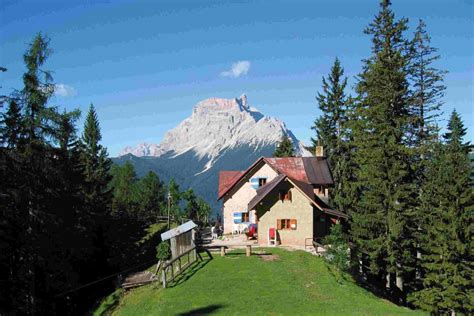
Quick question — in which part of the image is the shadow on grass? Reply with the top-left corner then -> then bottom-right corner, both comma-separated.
168,257 -> 212,288
93,289 -> 123,316
177,304 -> 225,315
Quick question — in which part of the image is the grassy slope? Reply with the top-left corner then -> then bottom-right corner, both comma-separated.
95,248 -> 424,316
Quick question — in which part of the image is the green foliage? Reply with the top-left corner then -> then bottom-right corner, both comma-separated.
311,58 -> 355,215
182,188 -> 199,221
409,111 -> 473,314
349,1 -> 417,293
156,242 -> 171,261
323,223 -> 350,282
137,171 -> 165,222
110,161 -> 138,216
0,100 -> 22,148
197,198 -> 211,224
273,134 -> 295,157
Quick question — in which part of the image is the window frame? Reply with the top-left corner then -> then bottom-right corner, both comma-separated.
277,218 -> 297,230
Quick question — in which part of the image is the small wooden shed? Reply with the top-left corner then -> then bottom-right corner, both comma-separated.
161,220 -> 197,259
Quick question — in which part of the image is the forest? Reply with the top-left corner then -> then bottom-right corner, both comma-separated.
0,35 -> 211,313
1,0 -> 472,315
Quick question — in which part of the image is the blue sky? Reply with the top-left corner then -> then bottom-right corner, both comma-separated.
1,0 -> 472,156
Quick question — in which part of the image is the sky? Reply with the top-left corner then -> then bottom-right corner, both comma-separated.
1,0 -> 473,156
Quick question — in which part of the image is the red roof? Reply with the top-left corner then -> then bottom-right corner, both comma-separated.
218,171 -> 244,198
217,156 -> 334,200
265,157 -> 308,182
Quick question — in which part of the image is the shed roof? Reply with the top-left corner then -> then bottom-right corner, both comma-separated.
161,220 -> 197,241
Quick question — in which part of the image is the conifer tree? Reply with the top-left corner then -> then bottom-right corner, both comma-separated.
409,110 -> 473,314
0,99 -> 23,148
110,161 -> 138,217
79,104 -> 112,215
407,19 -> 447,292
137,171 -> 165,223
273,134 -> 295,157
311,58 -> 352,213
350,0 -> 415,295
408,19 -> 446,152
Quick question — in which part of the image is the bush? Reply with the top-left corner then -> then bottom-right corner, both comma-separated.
156,242 -> 171,261
323,223 -> 349,282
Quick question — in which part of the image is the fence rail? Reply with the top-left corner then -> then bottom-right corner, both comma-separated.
161,246 -> 198,288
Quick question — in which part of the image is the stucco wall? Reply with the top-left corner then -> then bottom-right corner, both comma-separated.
222,162 -> 278,234
256,181 -> 314,247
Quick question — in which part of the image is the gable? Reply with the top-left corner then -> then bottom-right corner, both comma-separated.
218,156 -> 334,200
218,158 -> 279,200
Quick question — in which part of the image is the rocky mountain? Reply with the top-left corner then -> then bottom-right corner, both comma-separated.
114,95 -> 311,213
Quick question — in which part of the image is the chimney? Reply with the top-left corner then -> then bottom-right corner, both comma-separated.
315,139 -> 324,158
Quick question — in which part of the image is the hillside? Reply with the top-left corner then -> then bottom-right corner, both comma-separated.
94,248 -> 424,315
114,95 -> 311,213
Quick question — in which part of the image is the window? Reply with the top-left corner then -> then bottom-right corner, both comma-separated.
277,219 -> 297,230
250,177 -> 267,189
278,189 -> 292,202
234,212 -> 250,223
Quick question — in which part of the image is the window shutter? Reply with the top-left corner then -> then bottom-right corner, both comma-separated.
288,190 -> 292,202
233,212 -> 243,223
277,219 -> 282,230
250,178 -> 259,189
290,219 -> 297,230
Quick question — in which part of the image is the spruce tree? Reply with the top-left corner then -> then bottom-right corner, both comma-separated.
137,171 -> 165,223
410,110 -> 473,314
0,99 -> 23,148
408,19 -> 446,151
311,58 -> 352,214
407,19 -> 447,293
110,162 -> 138,217
273,134 -> 295,157
79,104 -> 112,215
350,0 -> 415,295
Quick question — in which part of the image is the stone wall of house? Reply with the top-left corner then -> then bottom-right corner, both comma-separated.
222,162 -> 278,234
257,181 -> 314,247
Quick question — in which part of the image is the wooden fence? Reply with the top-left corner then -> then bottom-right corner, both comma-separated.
161,246 -> 199,288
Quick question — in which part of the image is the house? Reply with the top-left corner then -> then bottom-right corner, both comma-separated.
217,148 -> 348,247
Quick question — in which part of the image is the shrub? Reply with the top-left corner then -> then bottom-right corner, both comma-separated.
156,242 -> 171,261
323,223 -> 349,282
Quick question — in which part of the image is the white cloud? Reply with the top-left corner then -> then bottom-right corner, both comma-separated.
221,60 -> 250,78
54,84 -> 77,97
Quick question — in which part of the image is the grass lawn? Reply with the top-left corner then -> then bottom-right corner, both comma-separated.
94,248 -> 425,316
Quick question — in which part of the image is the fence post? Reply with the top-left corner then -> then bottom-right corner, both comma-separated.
162,268 -> 166,288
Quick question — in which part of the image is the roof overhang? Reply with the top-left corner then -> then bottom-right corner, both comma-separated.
247,176 -> 348,219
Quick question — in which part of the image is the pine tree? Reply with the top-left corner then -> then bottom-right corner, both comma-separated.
311,58 -> 352,214
110,161 -> 138,217
273,134 -> 295,157
79,104 -> 112,215
311,58 -> 348,162
137,171 -> 165,223
0,99 -> 23,148
409,110 -> 473,314
406,19 -> 447,293
183,188 -> 199,221
168,178 -> 182,221
350,0 -> 415,296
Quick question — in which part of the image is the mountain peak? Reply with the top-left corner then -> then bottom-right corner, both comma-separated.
193,94 -> 250,115
120,95 -> 311,170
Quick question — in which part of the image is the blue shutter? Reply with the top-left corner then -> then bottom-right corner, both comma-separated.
250,178 -> 259,189
233,212 -> 243,223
